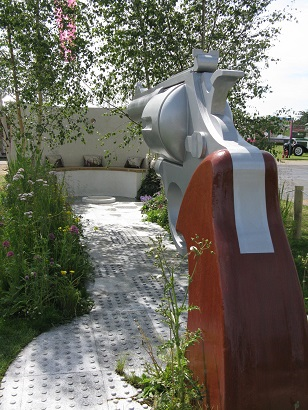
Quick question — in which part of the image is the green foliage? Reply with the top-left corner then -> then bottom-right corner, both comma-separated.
244,133 -> 280,158
279,185 -> 308,312
287,205 -> 308,306
98,117 -> 144,164
0,317 -> 40,380
94,0 -> 293,123
254,136 -> 279,158
115,355 -> 128,377
234,111 -> 287,151
0,0 -> 297,153
279,183 -> 293,230
0,0 -> 96,153
141,190 -> 170,233
0,151 -> 93,321
117,235 -> 212,408
294,110 -> 308,126
296,253 -> 308,312
137,167 -> 161,200
133,235 -> 213,408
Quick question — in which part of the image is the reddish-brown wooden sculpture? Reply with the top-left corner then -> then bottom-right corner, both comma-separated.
177,150 -> 308,410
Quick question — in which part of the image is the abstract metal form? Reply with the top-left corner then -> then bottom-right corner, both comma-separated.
128,50 -> 308,409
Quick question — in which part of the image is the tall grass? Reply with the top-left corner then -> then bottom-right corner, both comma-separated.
0,152 -> 93,323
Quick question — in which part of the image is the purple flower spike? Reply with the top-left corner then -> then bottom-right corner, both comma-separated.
7,251 -> 14,257
49,233 -> 56,240
2,240 -> 10,248
140,195 -> 152,202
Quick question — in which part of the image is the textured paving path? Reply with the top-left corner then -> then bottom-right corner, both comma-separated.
0,198 -> 186,410
0,159 -> 307,409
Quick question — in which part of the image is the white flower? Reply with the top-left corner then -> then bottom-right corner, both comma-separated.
13,173 -> 24,181
18,192 -> 34,201
190,246 -> 201,256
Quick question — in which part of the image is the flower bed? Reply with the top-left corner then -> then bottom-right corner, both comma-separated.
0,155 -> 93,323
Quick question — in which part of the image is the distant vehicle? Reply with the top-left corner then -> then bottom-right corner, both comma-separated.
293,137 -> 308,156
283,138 -> 308,156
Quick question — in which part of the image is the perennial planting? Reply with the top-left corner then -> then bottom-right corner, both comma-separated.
141,191 -> 169,234
0,153 -> 93,323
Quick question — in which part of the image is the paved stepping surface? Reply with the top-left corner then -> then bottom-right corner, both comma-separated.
0,199 -> 188,410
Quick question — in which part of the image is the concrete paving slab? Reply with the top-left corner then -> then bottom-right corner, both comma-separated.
0,198 -> 185,410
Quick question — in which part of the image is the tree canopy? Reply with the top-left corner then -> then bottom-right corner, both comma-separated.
94,0 -> 293,112
0,0 -> 296,151
294,110 -> 308,126
0,0 -> 96,154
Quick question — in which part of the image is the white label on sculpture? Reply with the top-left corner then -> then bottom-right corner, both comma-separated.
230,148 -> 274,254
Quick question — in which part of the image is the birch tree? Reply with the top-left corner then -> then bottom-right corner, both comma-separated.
0,0 -> 96,156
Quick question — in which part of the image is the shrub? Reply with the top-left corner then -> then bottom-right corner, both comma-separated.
141,190 -> 169,233
137,167 -> 161,200
246,135 -> 279,158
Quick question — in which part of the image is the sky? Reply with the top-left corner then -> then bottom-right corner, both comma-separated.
248,0 -> 308,117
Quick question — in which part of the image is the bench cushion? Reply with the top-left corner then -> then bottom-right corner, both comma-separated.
124,156 -> 144,169
83,155 -> 103,167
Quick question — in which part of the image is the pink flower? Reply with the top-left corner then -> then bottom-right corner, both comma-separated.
69,225 -> 79,235
2,240 -> 10,248
7,251 -> 14,257
55,0 -> 77,61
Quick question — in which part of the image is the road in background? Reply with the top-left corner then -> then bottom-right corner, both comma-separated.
277,161 -> 308,205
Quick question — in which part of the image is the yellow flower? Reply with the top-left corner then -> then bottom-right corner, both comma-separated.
69,270 -> 75,274
60,270 -> 67,275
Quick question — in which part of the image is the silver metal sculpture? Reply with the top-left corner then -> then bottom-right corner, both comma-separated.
128,49 -> 272,255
